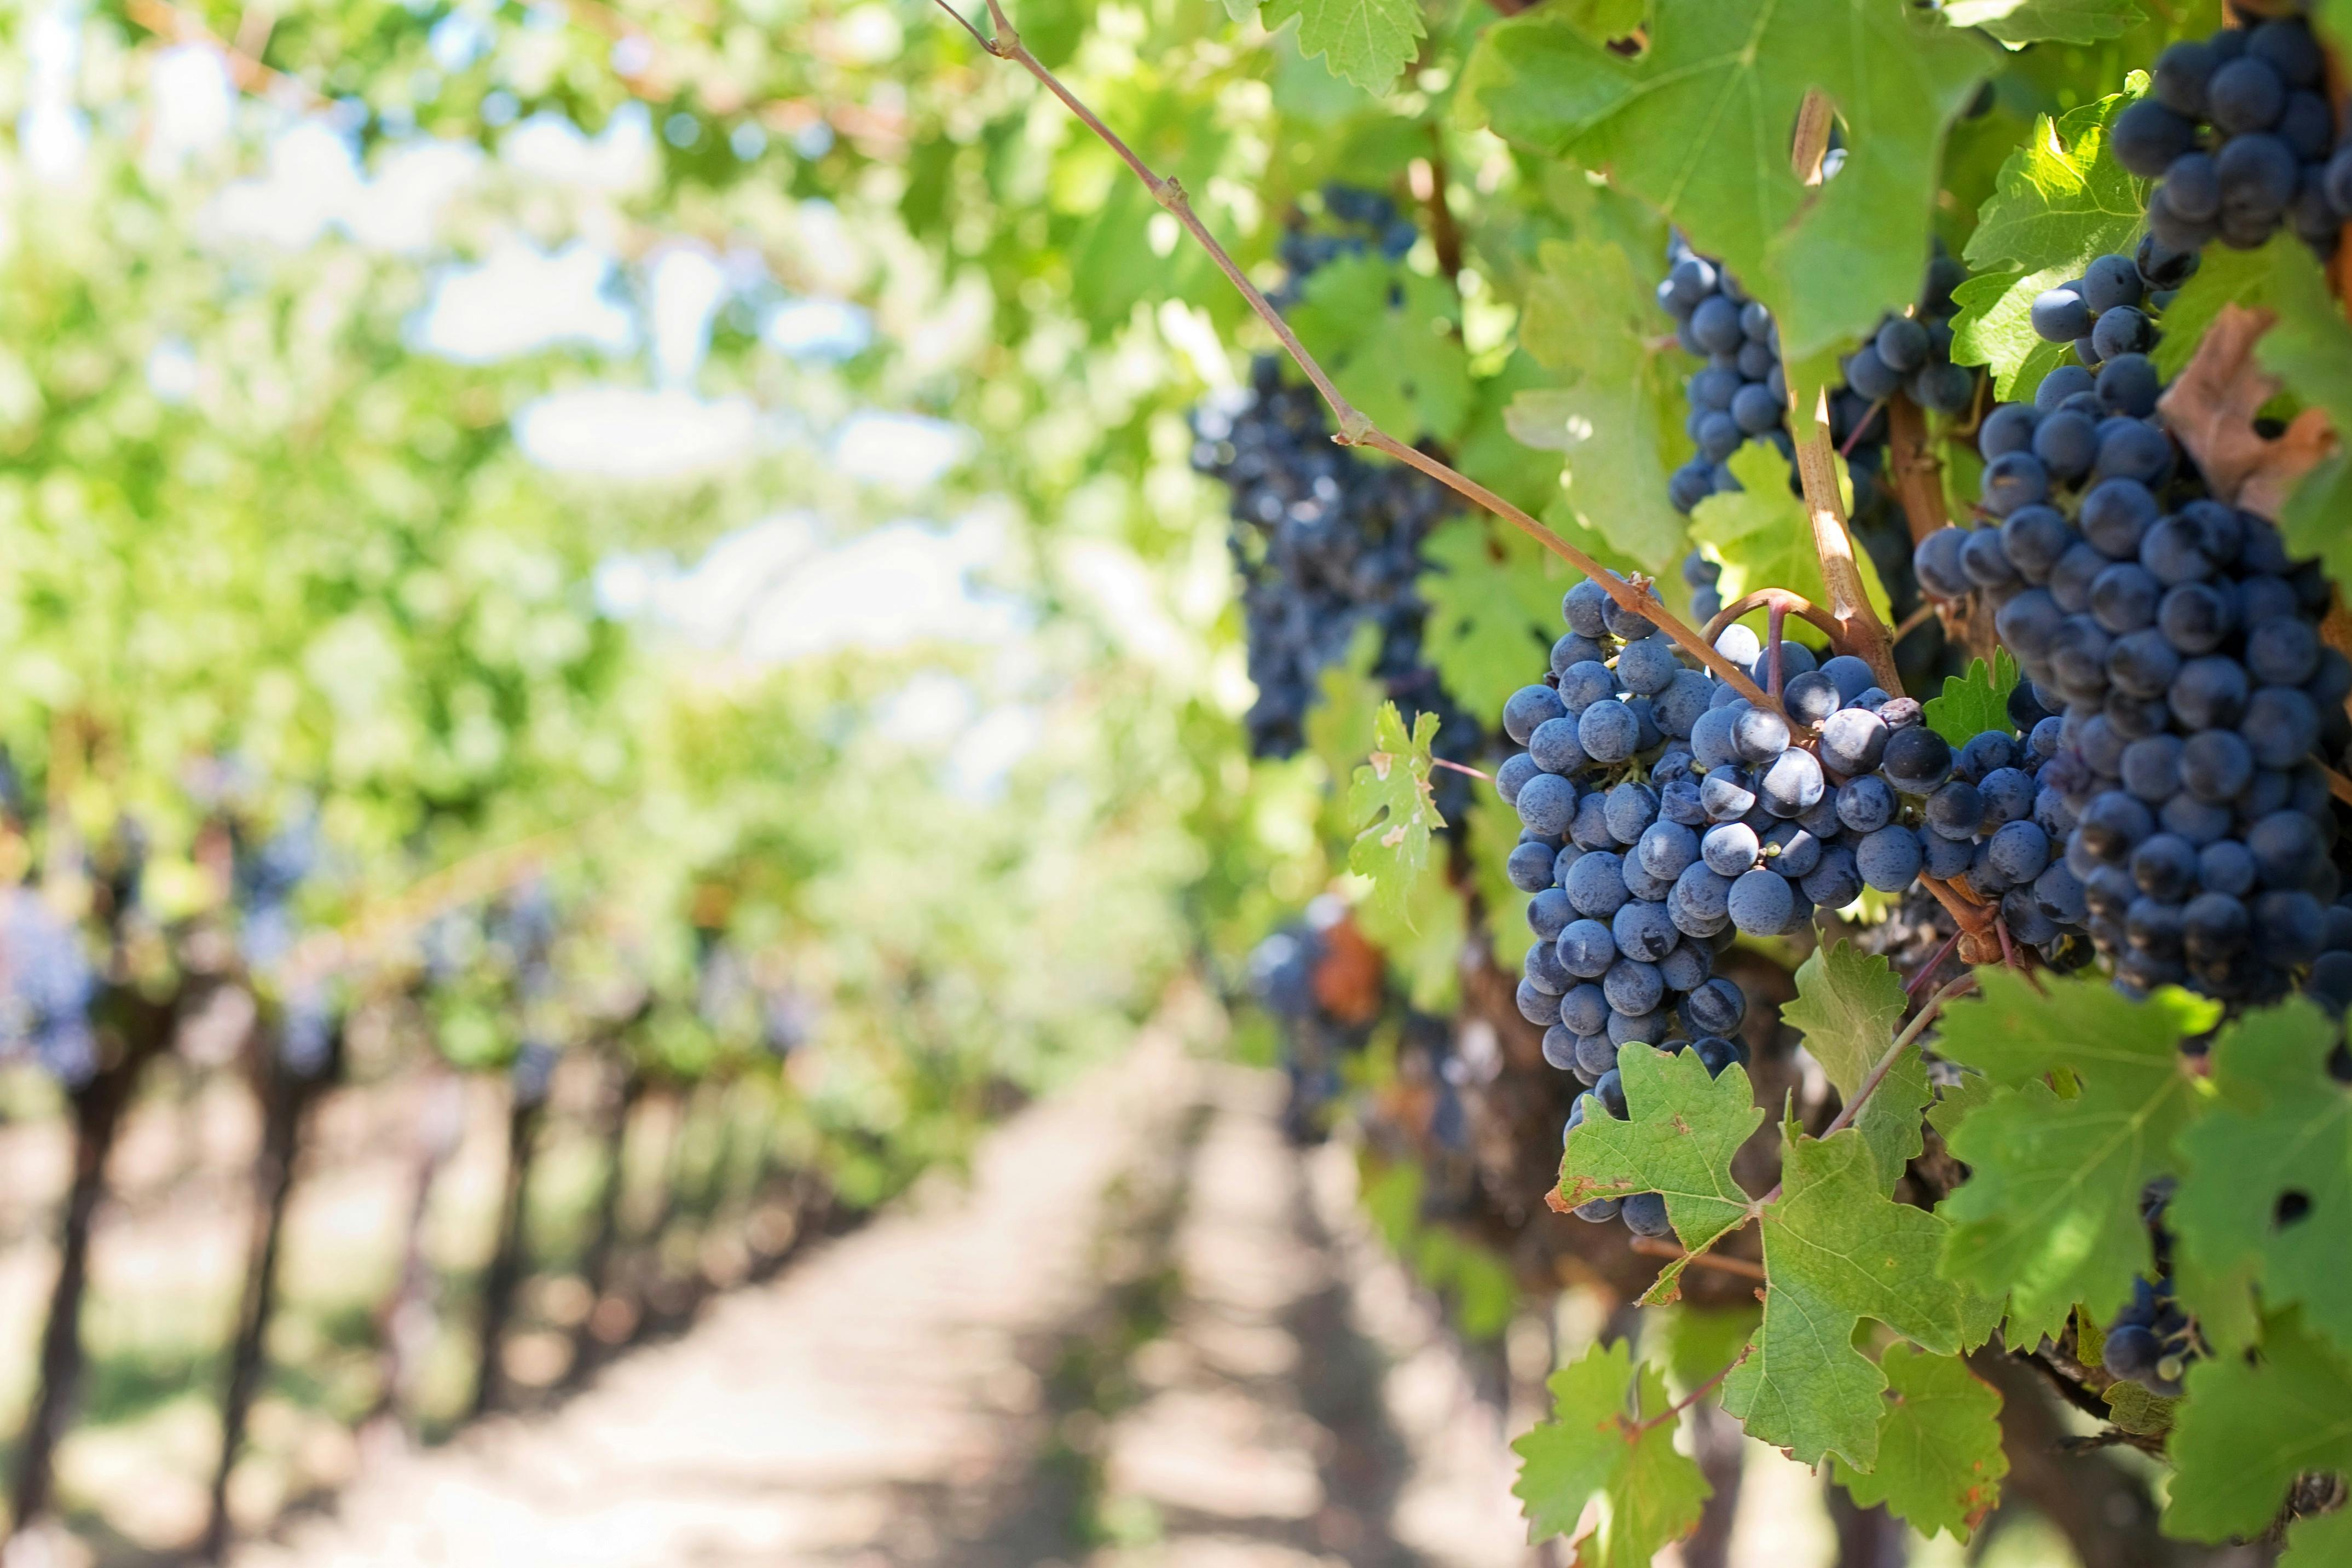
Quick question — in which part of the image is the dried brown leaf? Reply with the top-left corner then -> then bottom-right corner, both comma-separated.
2156,303 -> 2338,515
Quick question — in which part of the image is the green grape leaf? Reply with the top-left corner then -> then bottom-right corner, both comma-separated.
2152,231 -> 2308,382
1305,622 -> 1387,793
1470,791 -> 1538,969
1948,269 -> 2077,401
2172,1000 -> 2352,1363
1511,237 -> 1692,570
1557,1043 -> 1764,1304
1933,971 -> 2215,1343
1457,351 -> 1576,517
2100,1379 -> 2176,1437
2164,1309 -> 2352,1542
1921,650 -> 2021,748
1828,1346 -> 2007,1542
2282,1506 -> 2352,1568
1261,0 -> 1426,93
1346,703 -> 1447,928
1723,1127 -> 1998,1470
1783,940 -> 1926,1192
1419,517 -> 1568,725
1951,88 -> 2146,397
1942,0 -> 2143,42
1658,1301 -> 1764,1394
1549,0 -> 1646,43
1458,0 -> 1986,366
2254,238 -> 2352,592
1291,260 -> 1472,442
1512,1339 -> 1712,1563
1689,443 -> 1894,626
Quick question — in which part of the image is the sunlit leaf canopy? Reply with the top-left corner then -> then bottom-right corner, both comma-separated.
0,0 -> 1328,1139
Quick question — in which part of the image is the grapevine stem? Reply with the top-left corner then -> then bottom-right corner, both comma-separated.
1703,588 -> 1846,650
1635,1341 -> 1754,1433
1905,926 -> 1966,999
1892,601 -> 1937,643
939,0 -> 1783,713
1766,603 -> 1787,698
1820,970 -> 1977,1143
1784,88 -> 1904,698
1885,392 -> 1954,545
1429,756 -> 1493,784
1627,1234 -> 1764,1282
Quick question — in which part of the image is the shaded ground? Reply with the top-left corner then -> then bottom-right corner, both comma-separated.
229,1030 -> 1535,1568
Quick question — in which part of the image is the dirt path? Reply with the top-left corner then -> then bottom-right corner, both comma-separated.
232,1032 -> 1536,1568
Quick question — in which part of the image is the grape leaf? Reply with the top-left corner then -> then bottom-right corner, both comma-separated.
1782,940 -> 1926,1192
1921,650 -> 2020,748
1941,0 -> 2143,43
1688,443 -> 1894,627
1660,1301 -> 1764,1393
1290,259 -> 1472,442
2171,1000 -> 2352,1364
1346,703 -> 1446,928
1827,1346 -> 2007,1542
2252,236 -> 2352,591
2100,1379 -> 2176,1437
1457,0 -> 1986,366
2282,1506 -> 2352,1568
2164,1309 -> 2352,1543
1419,516 -> 1569,725
1556,1043 -> 1763,1305
1259,0 -> 1426,94
1722,1127 -> 1999,1470
1950,88 -> 2146,397
1948,269 -> 2077,401
1511,1339 -> 1712,1564
2151,232 -> 2307,383
1510,237 -> 1692,570
1932,971 -> 2216,1343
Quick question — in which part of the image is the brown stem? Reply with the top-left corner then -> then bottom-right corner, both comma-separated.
1819,972 -> 1976,1142
1628,1235 -> 1766,1282
1430,756 -> 1494,783
1638,1343 -> 1754,1432
1886,392 -> 1952,545
1703,588 -> 1847,651
1423,124 -> 1463,282
1766,603 -> 1788,698
1784,88 -> 1903,699
942,0 -> 1782,713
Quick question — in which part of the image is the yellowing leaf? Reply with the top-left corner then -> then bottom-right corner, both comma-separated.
1512,1340 -> 1711,1565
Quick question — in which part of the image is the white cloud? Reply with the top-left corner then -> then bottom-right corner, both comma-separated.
513,385 -> 759,479
414,239 -> 634,362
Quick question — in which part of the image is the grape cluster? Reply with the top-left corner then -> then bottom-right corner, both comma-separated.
1912,255 -> 2352,1002
1660,240 -> 1792,513
1834,251 -> 1976,421
0,888 -> 97,1087
2119,9 -> 2352,258
1272,182 -> 1419,298
1497,577 -> 2081,1236
2023,243 -> 2194,375
1193,358 -> 1478,782
2100,1184 -> 2200,1396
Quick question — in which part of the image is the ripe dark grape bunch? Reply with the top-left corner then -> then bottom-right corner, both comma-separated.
1495,576 -> 2087,1236
1911,299 -> 2352,1003
2116,8 -> 2352,257
2025,243 -> 2193,374
1272,181 -> 1419,298
1663,239 -> 1973,519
